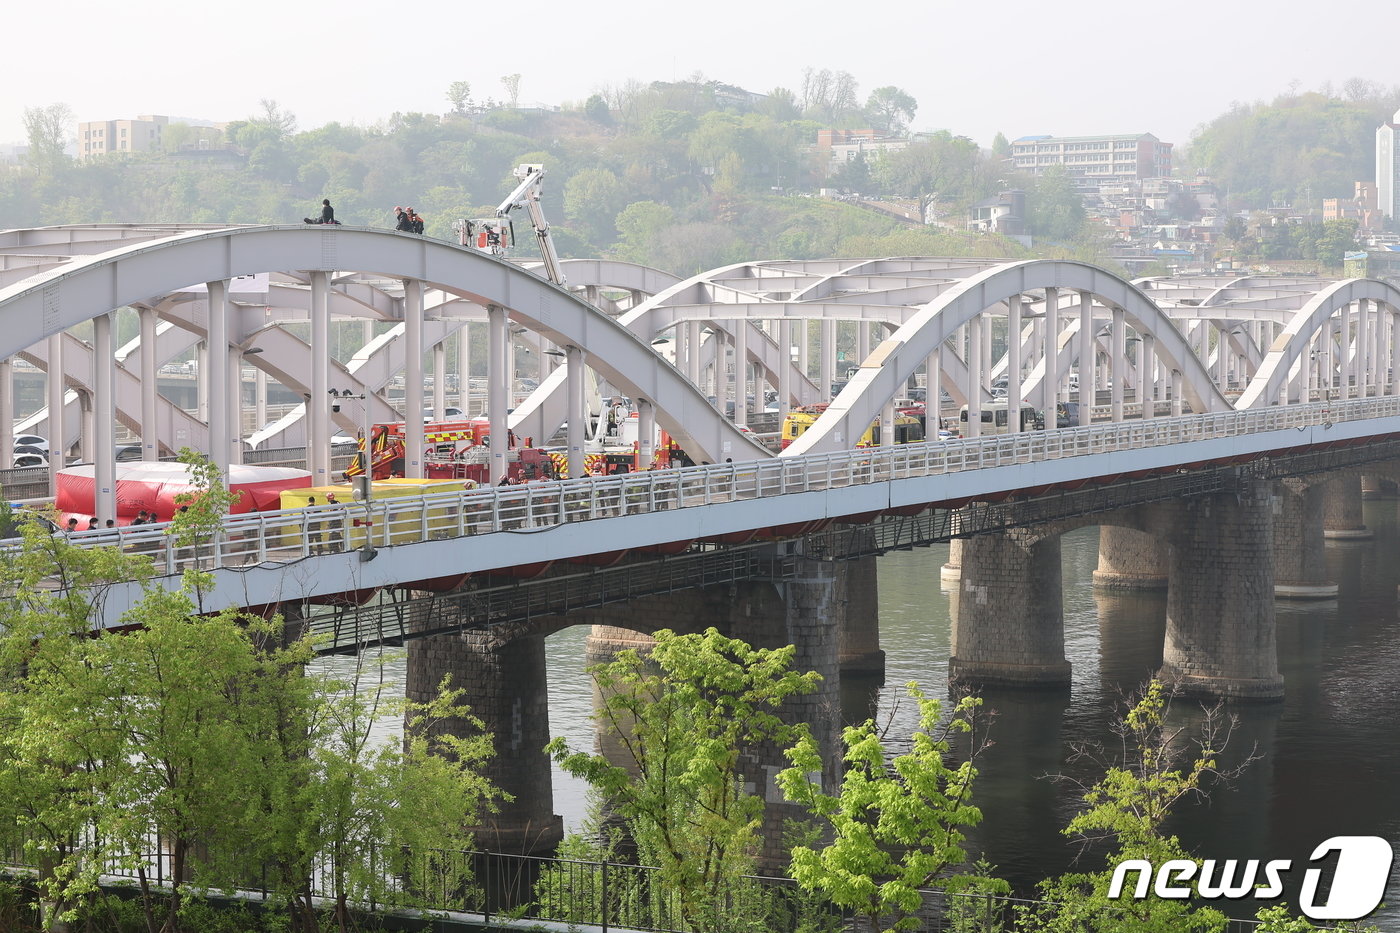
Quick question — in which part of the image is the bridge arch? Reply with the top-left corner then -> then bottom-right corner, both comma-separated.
0,225 -> 765,463
1237,278 -> 1400,408
783,259 -> 1231,456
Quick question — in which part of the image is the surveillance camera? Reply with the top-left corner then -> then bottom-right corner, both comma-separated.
331,403 -> 341,413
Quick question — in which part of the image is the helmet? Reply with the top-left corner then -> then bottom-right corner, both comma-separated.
394,206 -> 402,212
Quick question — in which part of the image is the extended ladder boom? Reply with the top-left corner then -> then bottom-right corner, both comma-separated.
496,163 -> 566,287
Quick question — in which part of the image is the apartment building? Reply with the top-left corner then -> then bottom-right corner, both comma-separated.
79,114 -> 169,158
1011,133 -> 1172,184
1377,109 -> 1400,218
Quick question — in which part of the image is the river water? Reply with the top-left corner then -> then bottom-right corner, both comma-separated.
319,497 -> 1400,928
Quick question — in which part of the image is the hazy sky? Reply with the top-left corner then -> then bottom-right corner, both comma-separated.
4,0 -> 1395,152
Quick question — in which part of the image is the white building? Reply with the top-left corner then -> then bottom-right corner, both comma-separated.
1011,133 -> 1173,184
1377,109 -> 1400,218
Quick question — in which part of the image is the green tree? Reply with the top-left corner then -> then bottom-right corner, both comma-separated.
308,663 -> 499,932
778,684 -> 1000,932
564,167 -> 627,245
1026,165 -> 1087,241
500,73 -> 522,109
446,80 -> 472,114
22,103 -> 73,177
876,131 -> 985,219
547,628 -> 819,933
864,86 -> 918,135
613,200 -> 676,264
831,152 -> 872,194
1313,217 -> 1360,265
584,94 -> 612,125
0,455 -> 502,933
1017,680 -> 1248,933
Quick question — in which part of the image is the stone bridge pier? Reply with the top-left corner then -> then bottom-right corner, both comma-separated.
577,547 -> 853,872
949,530 -> 1071,690
1322,473 -> 1372,540
1157,478 -> 1284,699
405,544 -> 866,867
1272,478 -> 1338,599
1092,526 -> 1167,590
951,475 -> 1287,700
406,626 -> 564,854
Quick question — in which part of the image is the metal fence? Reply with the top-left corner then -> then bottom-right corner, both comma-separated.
4,843 -> 1273,933
49,395 -> 1400,579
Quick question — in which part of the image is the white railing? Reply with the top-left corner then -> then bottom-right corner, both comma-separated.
52,396 -> 1400,576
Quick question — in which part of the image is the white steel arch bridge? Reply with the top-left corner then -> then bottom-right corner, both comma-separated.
2,224 -> 1400,526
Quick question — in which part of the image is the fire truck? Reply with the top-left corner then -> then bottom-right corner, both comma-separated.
344,417 -> 559,486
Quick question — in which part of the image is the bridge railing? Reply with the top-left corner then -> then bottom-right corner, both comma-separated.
47,395 -> 1400,576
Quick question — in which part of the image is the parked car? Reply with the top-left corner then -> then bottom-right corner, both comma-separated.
13,433 -> 47,452
11,453 -> 47,469
115,444 -> 144,462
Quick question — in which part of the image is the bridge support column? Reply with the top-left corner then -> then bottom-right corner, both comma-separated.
1160,477 -> 1283,700
140,307 -> 160,461
1093,526 -> 1167,589
940,538 -> 962,586
948,530 -> 1071,690
759,554 -> 842,873
47,333 -> 64,492
1272,479 -> 1338,599
838,554 -> 884,676
406,631 -> 563,854
1321,473 -> 1371,540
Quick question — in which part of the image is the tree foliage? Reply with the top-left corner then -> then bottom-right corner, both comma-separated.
1188,85 -> 1400,209
0,455 -> 501,933
778,684 -> 1000,932
864,86 -> 918,135
547,628 -> 819,933
22,103 -> 72,178
1017,680 -> 1252,933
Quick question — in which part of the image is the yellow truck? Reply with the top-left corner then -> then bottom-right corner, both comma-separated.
277,478 -> 475,551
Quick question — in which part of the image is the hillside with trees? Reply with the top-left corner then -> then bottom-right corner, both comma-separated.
1186,81 -> 1400,210
8,74 -> 1400,279
1,73 -> 1117,276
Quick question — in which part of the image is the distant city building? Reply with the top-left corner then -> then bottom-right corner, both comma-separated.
1376,109 -> 1400,218
1011,133 -> 1172,184
1323,182 -> 1382,232
79,114 -> 169,158
814,129 -> 909,173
